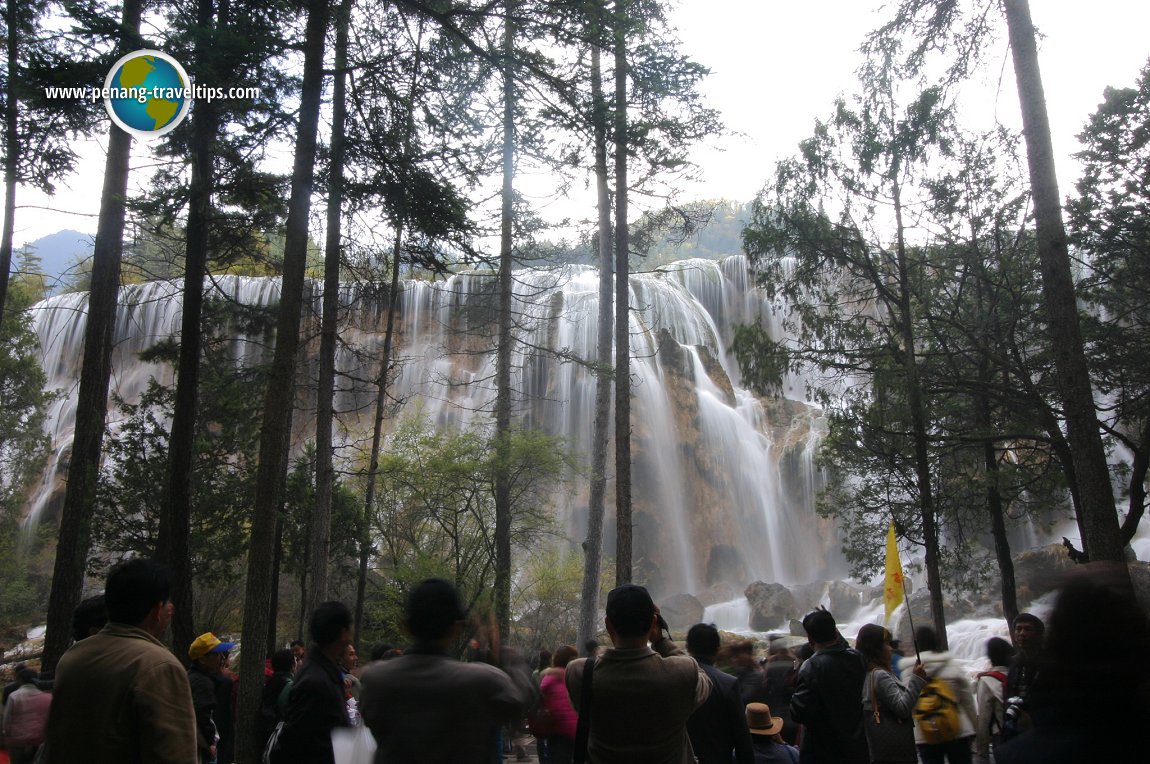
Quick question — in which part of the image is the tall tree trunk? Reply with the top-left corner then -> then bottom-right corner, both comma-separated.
158,0 -> 218,660
307,0 -> 350,617
891,173 -> 947,649
976,245 -> 1018,625
578,8 -> 614,649
41,0 -> 143,675
612,0 -> 632,586
355,18 -> 426,648
234,0 -> 329,760
492,0 -> 516,639
0,0 -> 20,322
1003,0 -> 1126,569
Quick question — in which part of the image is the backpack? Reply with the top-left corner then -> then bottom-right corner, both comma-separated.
977,670 -> 1007,741
913,676 -> 961,744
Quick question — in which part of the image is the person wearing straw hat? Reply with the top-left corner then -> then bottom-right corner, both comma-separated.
746,703 -> 799,764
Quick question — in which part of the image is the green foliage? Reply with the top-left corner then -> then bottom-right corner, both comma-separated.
362,413 -> 570,642
0,284 -> 51,515
0,285 -> 54,641
512,545 -> 610,654
88,300 -> 276,587
1068,59 -> 1150,533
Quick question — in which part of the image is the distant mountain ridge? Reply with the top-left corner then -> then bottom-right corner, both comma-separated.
17,229 -> 94,294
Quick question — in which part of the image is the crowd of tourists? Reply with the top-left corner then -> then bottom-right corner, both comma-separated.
1,558 -> 1146,763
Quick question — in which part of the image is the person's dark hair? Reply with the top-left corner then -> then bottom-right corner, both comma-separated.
271,649 -> 294,673
582,639 -> 599,657
986,636 -> 1015,668
290,639 -> 305,649
309,601 -> 353,647
535,649 -> 552,672
72,594 -> 108,642
855,623 -> 892,668
552,645 -> 578,668
104,558 -> 171,626
1012,612 -> 1045,634
406,578 -> 466,643
16,667 -> 39,686
686,623 -> 721,658
605,584 -> 656,638
795,643 -> 814,661
801,607 -> 837,644
915,625 -> 940,652
370,643 -> 393,662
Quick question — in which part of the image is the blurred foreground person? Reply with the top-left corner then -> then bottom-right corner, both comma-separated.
359,578 -> 534,763
565,584 -> 712,763
995,567 -> 1150,764
2,667 -> 52,764
265,601 -> 354,764
42,558 -> 197,763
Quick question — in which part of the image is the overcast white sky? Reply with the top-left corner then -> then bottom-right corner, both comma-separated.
13,0 -> 1150,249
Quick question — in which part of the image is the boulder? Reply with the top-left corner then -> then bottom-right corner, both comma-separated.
745,582 -> 797,631
826,581 -> 864,620
659,593 -> 704,633
697,582 -> 739,608
1012,544 -> 1078,604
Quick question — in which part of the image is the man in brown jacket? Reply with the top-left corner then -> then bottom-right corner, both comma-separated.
565,584 -> 712,763
43,558 -> 198,763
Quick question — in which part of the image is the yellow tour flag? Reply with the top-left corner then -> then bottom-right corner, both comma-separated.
883,521 -> 905,626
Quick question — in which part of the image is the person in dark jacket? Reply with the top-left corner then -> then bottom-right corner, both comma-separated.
188,631 -> 236,764
267,602 -> 354,764
359,578 -> 535,763
686,623 -> 754,764
789,608 -> 867,764
258,649 -> 295,751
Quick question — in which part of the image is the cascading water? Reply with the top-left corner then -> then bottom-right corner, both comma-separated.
25,256 -> 838,598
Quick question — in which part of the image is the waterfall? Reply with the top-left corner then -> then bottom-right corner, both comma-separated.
26,257 -> 839,598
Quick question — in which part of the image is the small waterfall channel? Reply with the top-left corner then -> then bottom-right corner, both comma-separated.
26,256 -> 840,598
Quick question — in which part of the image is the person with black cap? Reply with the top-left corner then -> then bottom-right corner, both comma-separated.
746,702 -> 799,764
358,578 -> 535,763
564,583 -> 712,763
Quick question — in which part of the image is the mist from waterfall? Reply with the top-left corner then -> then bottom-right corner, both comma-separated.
26,255 -> 842,597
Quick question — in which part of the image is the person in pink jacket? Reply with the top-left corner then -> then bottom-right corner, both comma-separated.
538,645 -> 579,763
3,668 -> 52,764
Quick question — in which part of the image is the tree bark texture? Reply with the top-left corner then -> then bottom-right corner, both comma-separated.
613,0 -> 632,586
1003,0 -> 1126,567
492,0 -> 517,640
158,0 -> 218,661
41,0 -> 144,675
307,0 -> 350,618
578,17 -> 614,648
234,0 -> 329,760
